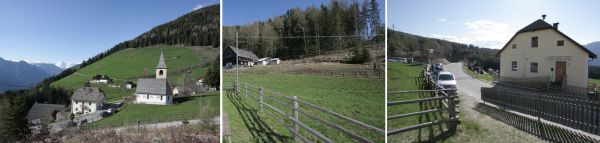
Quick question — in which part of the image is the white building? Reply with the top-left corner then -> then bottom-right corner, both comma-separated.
135,52 -> 173,105
71,87 -> 105,116
90,75 -> 112,84
497,17 -> 597,88
255,57 -> 270,65
268,58 -> 281,65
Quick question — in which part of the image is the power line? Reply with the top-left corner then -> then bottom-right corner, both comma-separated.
222,34 -> 384,39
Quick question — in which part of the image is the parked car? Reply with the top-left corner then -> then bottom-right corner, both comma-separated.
433,63 -> 444,71
436,71 -> 457,91
399,58 -> 408,63
100,111 -> 111,117
431,70 -> 442,81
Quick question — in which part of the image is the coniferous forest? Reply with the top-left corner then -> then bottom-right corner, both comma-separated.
387,29 -> 500,70
223,0 -> 383,60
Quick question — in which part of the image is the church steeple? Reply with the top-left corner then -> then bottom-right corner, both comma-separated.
156,52 -> 167,79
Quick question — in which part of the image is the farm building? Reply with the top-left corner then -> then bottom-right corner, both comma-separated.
497,17 -> 597,88
135,52 -> 173,105
26,103 -> 65,125
268,58 -> 281,65
90,75 -> 112,84
223,46 -> 258,67
71,87 -> 105,116
255,57 -> 269,65
124,81 -> 135,89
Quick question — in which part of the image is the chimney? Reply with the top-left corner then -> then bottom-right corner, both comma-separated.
542,14 -> 547,20
553,22 -> 559,29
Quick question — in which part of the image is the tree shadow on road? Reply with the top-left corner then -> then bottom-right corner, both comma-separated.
225,89 -> 291,143
474,103 -> 600,143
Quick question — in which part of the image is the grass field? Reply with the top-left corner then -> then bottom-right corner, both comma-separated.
91,92 -> 219,128
387,63 -> 543,142
223,67 -> 384,142
52,46 -> 217,102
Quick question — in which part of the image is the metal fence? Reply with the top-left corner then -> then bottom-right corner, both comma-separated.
233,81 -> 384,143
482,85 -> 600,135
387,64 -> 460,136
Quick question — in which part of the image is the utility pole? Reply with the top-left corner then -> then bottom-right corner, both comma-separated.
302,27 -> 307,56
236,32 -> 239,84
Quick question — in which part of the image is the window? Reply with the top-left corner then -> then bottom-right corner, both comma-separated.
147,95 -> 149,99
75,108 -> 78,111
530,62 -> 538,73
557,40 -> 564,46
159,70 -> 164,76
89,102 -> 91,105
512,44 -> 516,49
531,37 -> 538,48
512,61 -> 518,71
75,101 -> 78,104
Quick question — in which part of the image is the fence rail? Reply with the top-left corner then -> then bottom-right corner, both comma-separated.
234,81 -> 383,143
482,85 -> 600,135
387,64 -> 460,136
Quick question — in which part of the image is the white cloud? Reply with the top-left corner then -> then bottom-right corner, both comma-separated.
429,20 -> 512,49
438,18 -> 447,23
193,0 -> 219,10
192,4 -> 205,10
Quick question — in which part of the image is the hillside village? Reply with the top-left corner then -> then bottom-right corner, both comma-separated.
0,4 -> 220,142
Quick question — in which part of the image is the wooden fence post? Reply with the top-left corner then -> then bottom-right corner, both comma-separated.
448,95 -> 457,131
292,96 -> 299,141
259,88 -> 264,111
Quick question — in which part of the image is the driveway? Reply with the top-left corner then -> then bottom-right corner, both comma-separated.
444,62 -> 492,100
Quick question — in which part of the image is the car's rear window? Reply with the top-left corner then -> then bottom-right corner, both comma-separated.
438,74 -> 454,80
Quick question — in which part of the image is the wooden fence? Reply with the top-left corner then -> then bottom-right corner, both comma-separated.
387,64 -> 460,136
481,85 -> 600,135
234,81 -> 384,143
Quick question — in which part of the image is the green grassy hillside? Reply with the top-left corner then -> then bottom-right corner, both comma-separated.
52,45 -> 217,102
223,71 -> 384,142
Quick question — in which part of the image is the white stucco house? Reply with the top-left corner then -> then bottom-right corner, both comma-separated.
255,58 -> 269,65
497,17 -> 597,88
71,87 -> 105,116
135,52 -> 173,105
268,58 -> 281,65
90,75 -> 112,84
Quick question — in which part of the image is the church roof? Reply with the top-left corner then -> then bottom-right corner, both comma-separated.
156,52 -> 168,69
136,78 -> 172,95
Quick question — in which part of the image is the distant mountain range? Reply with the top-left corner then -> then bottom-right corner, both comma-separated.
586,41 -> 600,65
0,58 -> 64,93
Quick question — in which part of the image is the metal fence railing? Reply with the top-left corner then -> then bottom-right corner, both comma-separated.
482,84 -> 600,135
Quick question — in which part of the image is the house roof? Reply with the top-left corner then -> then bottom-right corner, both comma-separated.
156,52 -> 168,69
136,78 -> 172,95
497,19 -> 597,58
71,87 -> 105,102
26,103 -> 65,121
227,46 -> 259,61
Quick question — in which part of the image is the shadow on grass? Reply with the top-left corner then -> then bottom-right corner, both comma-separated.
173,96 -> 198,104
474,103 -> 600,143
415,76 -> 457,142
225,89 -> 291,143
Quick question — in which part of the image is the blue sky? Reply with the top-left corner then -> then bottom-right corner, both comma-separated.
0,0 -> 218,67
224,0 -> 384,26
388,0 -> 600,49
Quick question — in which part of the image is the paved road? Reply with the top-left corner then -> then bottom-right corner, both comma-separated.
444,62 -> 492,100
445,62 -> 600,141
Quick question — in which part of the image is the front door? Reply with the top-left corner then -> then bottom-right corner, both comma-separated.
555,61 -> 566,83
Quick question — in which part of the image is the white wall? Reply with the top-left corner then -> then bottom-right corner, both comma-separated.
136,94 -> 172,105
71,100 -> 103,115
499,29 -> 590,88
